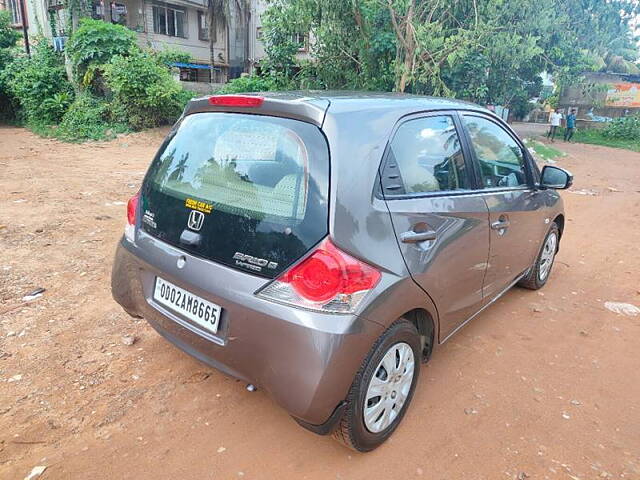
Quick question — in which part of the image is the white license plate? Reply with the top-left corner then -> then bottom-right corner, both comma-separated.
153,277 -> 221,334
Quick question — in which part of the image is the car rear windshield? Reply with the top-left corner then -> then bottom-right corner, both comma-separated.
140,112 -> 329,278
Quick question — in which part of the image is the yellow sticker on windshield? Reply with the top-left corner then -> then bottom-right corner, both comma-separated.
185,198 -> 213,214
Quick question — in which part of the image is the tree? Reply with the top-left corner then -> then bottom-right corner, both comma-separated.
65,18 -> 137,84
207,0 -> 250,81
261,0 -> 640,103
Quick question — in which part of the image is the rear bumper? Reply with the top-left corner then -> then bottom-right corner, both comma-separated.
111,234 -> 384,426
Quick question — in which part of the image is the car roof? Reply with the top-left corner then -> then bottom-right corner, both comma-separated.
184,91 -> 491,127
259,90 -> 489,113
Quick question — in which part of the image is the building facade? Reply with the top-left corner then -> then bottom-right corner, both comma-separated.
247,0 -> 310,73
560,72 -> 640,123
1,0 -> 311,88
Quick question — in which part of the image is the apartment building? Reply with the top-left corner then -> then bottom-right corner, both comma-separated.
248,0 -> 310,72
2,0 -> 310,88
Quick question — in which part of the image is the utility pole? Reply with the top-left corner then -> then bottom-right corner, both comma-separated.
18,0 -> 30,56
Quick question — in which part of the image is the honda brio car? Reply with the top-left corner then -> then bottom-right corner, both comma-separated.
111,92 -> 572,451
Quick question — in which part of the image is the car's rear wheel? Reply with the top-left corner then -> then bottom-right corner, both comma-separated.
332,319 -> 421,452
518,222 -> 560,290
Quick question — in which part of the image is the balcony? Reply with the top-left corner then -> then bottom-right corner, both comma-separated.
89,0 -> 146,33
46,0 -> 64,10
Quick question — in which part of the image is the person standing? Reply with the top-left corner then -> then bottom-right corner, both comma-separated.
547,108 -> 563,142
564,109 -> 577,141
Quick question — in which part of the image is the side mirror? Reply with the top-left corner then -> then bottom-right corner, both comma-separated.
540,165 -> 573,190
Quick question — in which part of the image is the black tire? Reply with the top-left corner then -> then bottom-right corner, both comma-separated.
332,319 -> 421,452
518,222 -> 560,290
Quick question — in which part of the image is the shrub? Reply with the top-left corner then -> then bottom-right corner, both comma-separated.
0,80 -> 16,122
602,115 -> 640,140
0,10 -> 20,50
55,93 -> 129,142
104,50 -> 193,130
40,91 -> 74,121
65,18 -> 137,79
0,10 -> 21,121
216,74 -> 280,94
0,41 -> 74,123
154,47 -> 193,68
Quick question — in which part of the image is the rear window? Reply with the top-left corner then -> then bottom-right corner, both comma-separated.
140,112 -> 329,277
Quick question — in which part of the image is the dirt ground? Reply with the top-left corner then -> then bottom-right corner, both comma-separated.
1,124 -> 639,480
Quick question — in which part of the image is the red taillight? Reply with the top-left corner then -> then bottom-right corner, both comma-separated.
258,239 -> 381,313
282,248 -> 343,303
282,240 -> 381,302
208,95 -> 264,107
127,192 -> 140,225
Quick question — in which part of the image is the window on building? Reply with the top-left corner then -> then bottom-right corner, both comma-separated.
179,67 -> 198,82
8,0 -> 23,25
153,4 -> 186,38
256,26 -> 263,40
291,33 -> 308,52
91,0 -> 103,19
89,1 -> 130,26
178,65 -> 212,83
197,11 -> 211,41
111,3 -> 127,25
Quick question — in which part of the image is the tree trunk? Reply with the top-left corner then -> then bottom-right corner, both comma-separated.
390,0 -> 415,92
244,7 -> 250,74
398,48 -> 413,92
102,0 -> 112,27
209,29 -> 215,82
207,0 -> 217,83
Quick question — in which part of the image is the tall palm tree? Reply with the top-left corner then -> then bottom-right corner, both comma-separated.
207,0 -> 251,82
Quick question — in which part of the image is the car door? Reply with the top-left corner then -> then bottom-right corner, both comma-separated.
379,112 -> 490,341
459,113 -> 548,301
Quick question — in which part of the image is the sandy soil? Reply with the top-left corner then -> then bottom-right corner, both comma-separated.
1,125 -> 639,480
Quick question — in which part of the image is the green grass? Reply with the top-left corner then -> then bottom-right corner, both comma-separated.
526,139 -> 566,160
25,119 -> 130,143
534,127 -> 640,153
558,127 -> 640,152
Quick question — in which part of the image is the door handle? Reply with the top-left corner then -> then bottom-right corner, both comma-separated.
400,230 -> 437,243
490,218 -> 510,230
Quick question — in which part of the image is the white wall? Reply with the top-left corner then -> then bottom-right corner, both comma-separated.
249,0 -> 267,64
24,0 -> 52,38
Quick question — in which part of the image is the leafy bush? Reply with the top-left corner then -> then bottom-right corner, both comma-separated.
154,48 -> 193,68
40,91 -> 74,121
65,18 -> 137,79
216,75 -> 280,94
0,41 -> 74,123
104,51 -> 193,130
0,10 -> 21,121
0,10 -> 20,50
0,80 -> 16,121
55,93 -> 129,142
602,115 -> 640,140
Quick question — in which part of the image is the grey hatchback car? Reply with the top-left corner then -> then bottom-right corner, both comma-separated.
111,92 -> 572,451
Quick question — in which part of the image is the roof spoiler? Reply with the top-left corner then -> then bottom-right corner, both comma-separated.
184,94 -> 330,127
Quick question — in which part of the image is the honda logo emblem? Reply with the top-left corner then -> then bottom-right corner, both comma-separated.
187,210 -> 205,231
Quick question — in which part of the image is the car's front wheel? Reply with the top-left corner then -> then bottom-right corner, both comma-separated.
518,222 -> 560,290
332,319 -> 421,451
